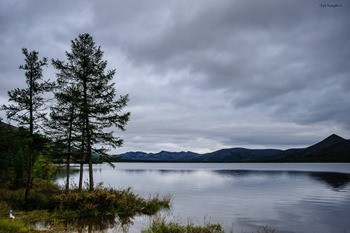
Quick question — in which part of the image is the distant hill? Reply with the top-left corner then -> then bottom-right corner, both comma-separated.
115,134 -> 350,162
281,134 -> 350,162
192,148 -> 283,162
117,151 -> 200,161
0,121 -> 18,131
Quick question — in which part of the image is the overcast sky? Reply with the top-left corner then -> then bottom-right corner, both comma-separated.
1,0 -> 349,154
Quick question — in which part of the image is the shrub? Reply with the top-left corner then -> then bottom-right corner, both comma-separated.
142,216 -> 224,233
54,187 -> 171,218
0,189 -> 25,210
0,179 -> 60,211
0,219 -> 29,233
141,195 -> 171,216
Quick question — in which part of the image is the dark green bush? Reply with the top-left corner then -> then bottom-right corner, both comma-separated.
55,187 -> 170,218
0,179 -> 60,210
0,189 -> 25,210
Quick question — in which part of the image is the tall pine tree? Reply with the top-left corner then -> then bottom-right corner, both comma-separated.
2,48 -> 53,199
47,84 -> 82,192
52,33 -> 130,191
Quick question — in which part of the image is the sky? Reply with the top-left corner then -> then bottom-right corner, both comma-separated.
0,0 -> 349,154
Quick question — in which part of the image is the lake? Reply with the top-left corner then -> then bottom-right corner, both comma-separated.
56,163 -> 350,233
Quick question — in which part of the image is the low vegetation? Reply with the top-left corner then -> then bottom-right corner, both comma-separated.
0,219 -> 30,233
142,216 -> 225,233
142,217 -> 276,233
55,186 -> 171,219
0,184 -> 171,232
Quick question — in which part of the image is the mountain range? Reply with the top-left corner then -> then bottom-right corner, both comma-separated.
115,134 -> 350,162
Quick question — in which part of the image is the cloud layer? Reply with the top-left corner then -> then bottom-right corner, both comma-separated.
1,0 -> 349,153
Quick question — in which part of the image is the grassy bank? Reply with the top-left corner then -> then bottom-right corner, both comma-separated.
0,184 -> 170,232
141,217 -> 276,233
0,218 -> 30,233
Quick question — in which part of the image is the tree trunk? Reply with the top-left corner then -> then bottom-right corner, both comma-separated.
86,123 -> 93,191
88,148 -> 93,191
66,108 -> 74,192
83,75 -> 94,191
78,160 -> 84,191
24,75 -> 34,201
24,145 -> 33,200
65,153 -> 71,192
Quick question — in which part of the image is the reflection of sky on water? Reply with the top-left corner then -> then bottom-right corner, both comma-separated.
56,163 -> 350,233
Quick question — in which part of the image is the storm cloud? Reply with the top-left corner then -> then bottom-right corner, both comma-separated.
1,0 -> 349,153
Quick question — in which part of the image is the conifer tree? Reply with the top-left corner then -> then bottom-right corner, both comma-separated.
52,33 -> 130,191
2,48 -> 53,199
47,84 -> 82,192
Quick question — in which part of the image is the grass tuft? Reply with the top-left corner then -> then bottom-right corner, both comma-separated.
0,219 -> 30,233
142,216 -> 225,233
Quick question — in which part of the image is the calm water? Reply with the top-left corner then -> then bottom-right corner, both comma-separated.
57,163 -> 350,233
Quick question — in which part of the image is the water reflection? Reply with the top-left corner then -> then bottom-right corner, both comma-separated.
119,168 -> 350,191
63,215 -> 131,233
309,172 -> 350,190
35,203 -> 148,232
55,163 -> 350,233
54,165 -> 80,179
213,169 -> 350,190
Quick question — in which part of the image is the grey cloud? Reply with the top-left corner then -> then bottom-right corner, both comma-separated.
117,0 -> 350,129
1,0 -> 349,153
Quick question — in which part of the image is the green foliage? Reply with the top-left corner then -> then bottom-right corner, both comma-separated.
0,202 -> 30,232
0,202 -> 11,218
55,187 -> 170,218
1,185 -> 170,232
0,125 -> 27,189
141,195 -> 172,216
0,182 -> 60,211
0,124 -> 58,213
17,210 -> 52,224
0,189 -> 24,210
33,154 -> 57,180
142,219 -> 278,233
0,121 -> 56,197
142,216 -> 224,233
0,219 -> 29,233
23,184 -> 59,210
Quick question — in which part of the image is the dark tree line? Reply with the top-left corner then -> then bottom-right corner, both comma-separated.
0,122 -> 27,189
1,33 -> 130,198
